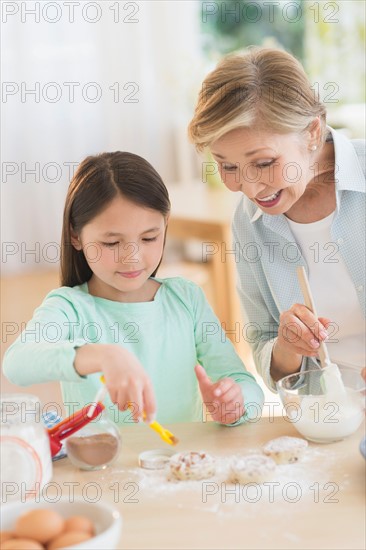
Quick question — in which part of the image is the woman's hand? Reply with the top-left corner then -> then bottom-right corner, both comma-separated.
278,304 -> 330,356
74,343 -> 156,422
195,364 -> 244,424
270,304 -> 331,381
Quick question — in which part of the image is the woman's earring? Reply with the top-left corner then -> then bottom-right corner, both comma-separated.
310,145 -> 317,151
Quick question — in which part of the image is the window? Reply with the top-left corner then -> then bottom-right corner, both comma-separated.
200,0 -> 305,61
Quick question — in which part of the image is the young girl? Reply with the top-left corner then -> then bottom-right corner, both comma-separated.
3,152 -> 264,425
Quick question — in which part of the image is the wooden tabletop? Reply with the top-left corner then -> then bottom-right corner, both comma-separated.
53,417 -> 365,550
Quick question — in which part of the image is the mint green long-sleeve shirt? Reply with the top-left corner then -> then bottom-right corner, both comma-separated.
3,277 -> 264,424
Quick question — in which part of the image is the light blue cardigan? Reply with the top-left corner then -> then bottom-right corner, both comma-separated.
232,127 -> 365,391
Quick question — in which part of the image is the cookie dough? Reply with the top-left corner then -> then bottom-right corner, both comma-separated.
229,454 -> 276,484
262,436 -> 308,464
168,451 -> 215,481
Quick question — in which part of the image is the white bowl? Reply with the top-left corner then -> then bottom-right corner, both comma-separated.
277,365 -> 365,444
0,497 -> 122,549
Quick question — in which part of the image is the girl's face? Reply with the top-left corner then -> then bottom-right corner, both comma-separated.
71,195 -> 167,302
210,127 -> 316,216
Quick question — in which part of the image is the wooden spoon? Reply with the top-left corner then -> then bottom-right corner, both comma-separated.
296,266 -> 346,396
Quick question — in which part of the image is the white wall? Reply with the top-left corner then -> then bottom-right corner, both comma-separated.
1,0 -> 204,274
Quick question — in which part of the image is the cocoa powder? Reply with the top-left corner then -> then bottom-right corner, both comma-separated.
67,433 -> 119,466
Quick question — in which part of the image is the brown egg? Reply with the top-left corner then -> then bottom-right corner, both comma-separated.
1,539 -> 44,550
47,531 -> 91,550
63,516 -> 94,535
15,509 -> 64,544
0,531 -> 15,543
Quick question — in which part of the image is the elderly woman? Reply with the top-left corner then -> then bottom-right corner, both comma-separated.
188,47 -> 365,390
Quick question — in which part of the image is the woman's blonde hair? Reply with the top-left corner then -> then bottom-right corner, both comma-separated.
188,47 -> 327,151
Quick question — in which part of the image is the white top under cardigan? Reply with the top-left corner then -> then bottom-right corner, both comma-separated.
287,212 -> 365,368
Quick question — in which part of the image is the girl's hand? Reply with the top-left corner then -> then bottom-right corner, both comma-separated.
74,343 -> 156,422
194,364 -> 244,425
101,345 -> 156,422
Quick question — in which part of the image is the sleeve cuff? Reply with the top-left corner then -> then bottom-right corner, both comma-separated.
61,339 -> 88,381
278,356 -> 321,390
260,338 -> 279,392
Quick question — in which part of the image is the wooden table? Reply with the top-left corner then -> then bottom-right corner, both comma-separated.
167,182 -> 242,342
52,417 -> 365,550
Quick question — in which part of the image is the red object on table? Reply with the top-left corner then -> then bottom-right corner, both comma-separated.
48,403 -> 105,457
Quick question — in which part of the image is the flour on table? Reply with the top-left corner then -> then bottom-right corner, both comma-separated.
110,444 -> 345,518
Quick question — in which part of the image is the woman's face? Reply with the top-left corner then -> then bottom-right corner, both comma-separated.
210,127 -> 315,216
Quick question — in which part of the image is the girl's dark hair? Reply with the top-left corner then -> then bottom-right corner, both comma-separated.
61,152 -> 171,287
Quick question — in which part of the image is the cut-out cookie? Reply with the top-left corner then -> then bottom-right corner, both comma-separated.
262,436 -> 308,464
168,451 -> 215,481
229,454 -> 276,484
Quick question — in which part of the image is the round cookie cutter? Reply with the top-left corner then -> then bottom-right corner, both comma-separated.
138,449 -> 175,470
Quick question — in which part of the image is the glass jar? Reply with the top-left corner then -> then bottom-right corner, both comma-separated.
0,394 -> 53,502
65,410 -> 121,471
